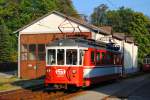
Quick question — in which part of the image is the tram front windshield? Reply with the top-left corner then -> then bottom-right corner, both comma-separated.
47,49 -> 81,65
66,49 -> 77,65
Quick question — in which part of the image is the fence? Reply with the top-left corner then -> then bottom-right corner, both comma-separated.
0,62 -> 17,72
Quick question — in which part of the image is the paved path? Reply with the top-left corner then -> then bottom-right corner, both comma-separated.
68,73 -> 150,100
0,71 -> 17,78
128,78 -> 150,100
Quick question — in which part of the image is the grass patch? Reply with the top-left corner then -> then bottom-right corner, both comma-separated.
0,76 -> 19,84
0,83 -> 19,91
0,76 -> 44,92
0,76 -> 20,91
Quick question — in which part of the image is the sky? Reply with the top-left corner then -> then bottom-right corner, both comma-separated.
72,0 -> 150,17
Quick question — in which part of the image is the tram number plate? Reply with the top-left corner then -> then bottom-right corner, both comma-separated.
55,69 -> 66,76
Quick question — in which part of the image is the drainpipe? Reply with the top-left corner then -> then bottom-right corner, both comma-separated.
18,33 -> 21,78
132,43 -> 134,72
122,36 -> 126,77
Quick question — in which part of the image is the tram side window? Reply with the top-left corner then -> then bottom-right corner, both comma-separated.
79,50 -> 84,65
113,54 -> 120,65
57,49 -> 64,65
66,49 -> 77,65
91,51 -> 95,63
148,58 -> 150,64
47,49 -> 56,65
143,59 -> 146,64
101,52 -> 105,64
106,53 -> 111,65
113,54 -> 117,64
145,58 -> 148,64
96,52 -> 100,64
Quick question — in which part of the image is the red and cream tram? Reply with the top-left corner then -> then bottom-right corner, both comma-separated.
45,38 -> 123,89
143,54 -> 150,71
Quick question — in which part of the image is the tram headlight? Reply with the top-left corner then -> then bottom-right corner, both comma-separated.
146,65 -> 149,67
72,70 -> 77,74
47,69 -> 51,73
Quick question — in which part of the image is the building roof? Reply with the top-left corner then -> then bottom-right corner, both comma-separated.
112,32 -> 135,43
112,32 -> 125,40
126,37 -> 134,43
13,11 -> 110,35
99,26 -> 112,35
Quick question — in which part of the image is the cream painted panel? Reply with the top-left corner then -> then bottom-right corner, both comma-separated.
83,67 -> 121,78
20,14 -> 90,34
123,42 -> 139,73
91,32 -> 110,43
133,45 -> 138,68
124,42 -> 133,69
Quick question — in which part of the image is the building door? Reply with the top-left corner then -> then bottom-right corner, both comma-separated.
20,34 -> 52,79
36,44 -> 46,78
20,43 -> 46,79
27,44 -> 37,79
27,44 -> 46,79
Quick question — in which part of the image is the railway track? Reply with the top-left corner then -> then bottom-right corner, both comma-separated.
0,85 -> 64,100
0,84 -> 83,100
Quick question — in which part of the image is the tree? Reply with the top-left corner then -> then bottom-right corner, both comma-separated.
91,6 -> 150,63
0,19 -> 12,63
91,4 -> 108,26
0,0 -> 79,62
106,8 -> 150,63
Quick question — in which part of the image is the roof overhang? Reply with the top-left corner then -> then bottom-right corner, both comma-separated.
13,11 -> 110,35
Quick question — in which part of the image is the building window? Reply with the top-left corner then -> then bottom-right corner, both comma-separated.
21,44 -> 28,52
66,49 -> 77,65
57,49 -> 64,65
47,49 -> 56,65
28,44 -> 36,60
21,43 -> 46,61
21,53 -> 28,61
38,44 -> 45,61
21,44 -> 28,61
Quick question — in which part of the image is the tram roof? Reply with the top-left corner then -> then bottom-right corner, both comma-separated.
47,38 -> 106,48
47,38 -> 122,53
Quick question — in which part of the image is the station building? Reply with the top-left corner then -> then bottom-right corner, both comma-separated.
14,11 -> 138,79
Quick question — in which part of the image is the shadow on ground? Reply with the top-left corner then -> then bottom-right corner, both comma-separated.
10,76 -> 45,91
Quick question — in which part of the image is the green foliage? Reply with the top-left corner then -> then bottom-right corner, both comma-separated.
0,0 -> 78,62
0,20 -> 12,63
91,6 -> 150,63
91,4 -> 108,26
